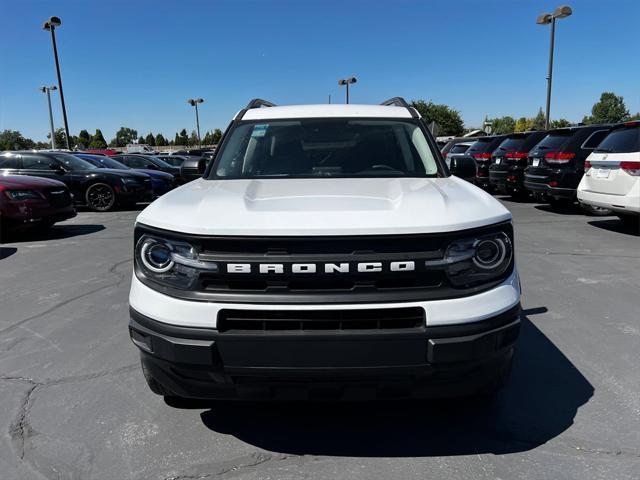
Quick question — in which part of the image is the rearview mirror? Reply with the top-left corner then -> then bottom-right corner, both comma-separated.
449,157 -> 477,181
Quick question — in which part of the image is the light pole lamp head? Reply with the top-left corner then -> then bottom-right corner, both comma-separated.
553,5 -> 572,18
43,16 -> 62,30
536,13 -> 553,24
196,98 -> 204,104
338,77 -> 357,86
50,85 -> 57,91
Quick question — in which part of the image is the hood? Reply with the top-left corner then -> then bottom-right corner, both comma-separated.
137,177 -> 511,236
0,174 -> 66,189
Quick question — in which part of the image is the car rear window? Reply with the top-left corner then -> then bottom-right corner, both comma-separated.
594,125 -> 640,153
495,136 -> 526,152
467,137 -> 503,154
533,131 -> 573,151
449,143 -> 470,154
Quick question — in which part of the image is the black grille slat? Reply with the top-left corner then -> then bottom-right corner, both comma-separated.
43,188 -> 72,208
217,308 -> 425,333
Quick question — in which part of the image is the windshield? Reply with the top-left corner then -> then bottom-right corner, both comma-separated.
211,119 -> 440,179
146,156 -> 174,168
51,153 -> 97,170
78,154 -> 130,170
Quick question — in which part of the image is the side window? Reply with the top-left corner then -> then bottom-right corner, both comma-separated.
21,154 -> 58,170
128,157 -> 145,168
582,130 -> 609,150
0,154 -> 20,169
116,156 -> 131,167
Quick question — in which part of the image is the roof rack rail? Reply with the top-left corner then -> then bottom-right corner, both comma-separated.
246,98 -> 277,109
380,97 -> 418,118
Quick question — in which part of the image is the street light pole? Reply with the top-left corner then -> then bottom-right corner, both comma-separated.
338,77 -> 357,104
187,98 -> 204,148
537,6 -> 572,130
43,17 -> 70,149
40,86 -> 58,149
545,17 -> 556,131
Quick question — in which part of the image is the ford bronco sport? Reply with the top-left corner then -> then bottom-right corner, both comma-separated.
128,98 -> 521,401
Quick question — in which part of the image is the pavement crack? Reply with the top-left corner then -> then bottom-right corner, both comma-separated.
0,257 -> 132,336
9,382 -> 40,460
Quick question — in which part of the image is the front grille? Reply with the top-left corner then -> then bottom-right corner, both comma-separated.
217,307 -> 425,333
43,188 -> 72,207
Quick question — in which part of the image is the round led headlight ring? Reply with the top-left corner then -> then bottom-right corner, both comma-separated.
473,238 -> 507,269
140,239 -> 174,273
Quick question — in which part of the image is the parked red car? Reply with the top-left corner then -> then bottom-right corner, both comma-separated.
0,175 -> 76,236
82,149 -> 118,156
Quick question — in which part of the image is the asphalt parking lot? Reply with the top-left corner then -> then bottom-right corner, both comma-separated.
0,199 -> 638,480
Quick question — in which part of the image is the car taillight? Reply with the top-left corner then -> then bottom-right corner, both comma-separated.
545,152 -> 575,164
620,161 -> 640,176
473,153 -> 492,160
505,151 -> 529,159
584,160 -> 592,173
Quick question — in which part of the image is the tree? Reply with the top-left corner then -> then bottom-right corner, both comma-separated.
47,128 -> 68,148
488,116 -> 515,135
137,136 -> 145,144
178,129 -> 189,146
411,100 -> 464,136
189,130 -> 199,146
550,118 -> 572,129
212,128 -> 222,144
77,129 -> 92,148
112,127 -> 138,147
145,132 -> 156,146
514,117 -> 528,133
155,133 -> 167,146
202,130 -> 213,145
89,129 -> 107,148
0,130 -> 35,150
174,133 -> 181,146
528,108 -> 546,131
583,92 -> 630,124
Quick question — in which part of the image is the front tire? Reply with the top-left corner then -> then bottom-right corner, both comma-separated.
85,183 -> 116,212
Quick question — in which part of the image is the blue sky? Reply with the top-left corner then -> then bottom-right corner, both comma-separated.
1,0 -> 638,142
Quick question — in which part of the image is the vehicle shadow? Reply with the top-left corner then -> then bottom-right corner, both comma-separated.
588,219 -> 639,237
0,247 -> 17,260
534,204 -> 586,216
179,308 -> 593,457
2,224 -> 105,244
495,195 -> 538,204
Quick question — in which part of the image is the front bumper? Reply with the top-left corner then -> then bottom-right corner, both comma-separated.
1,202 -> 76,228
130,303 -> 521,400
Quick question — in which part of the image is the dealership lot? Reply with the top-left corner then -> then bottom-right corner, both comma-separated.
0,200 -> 638,480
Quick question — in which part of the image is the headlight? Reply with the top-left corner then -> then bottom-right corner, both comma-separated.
4,190 -> 43,201
135,235 -> 217,289
426,232 -> 513,287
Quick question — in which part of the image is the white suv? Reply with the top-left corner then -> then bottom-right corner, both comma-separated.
578,121 -> 640,227
128,98 -> 521,401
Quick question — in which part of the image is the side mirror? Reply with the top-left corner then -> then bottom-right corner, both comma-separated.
49,163 -> 66,173
449,157 -> 477,181
180,157 -> 206,183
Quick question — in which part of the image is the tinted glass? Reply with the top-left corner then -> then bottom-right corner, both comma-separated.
495,136 -> 526,153
50,153 -> 97,170
212,119 -> 440,178
450,144 -> 470,154
22,154 -> 58,169
532,131 -> 573,151
595,126 -> 640,153
146,156 -> 174,169
79,155 -> 129,169
582,130 -> 610,149
0,154 -> 19,169
467,137 -> 503,155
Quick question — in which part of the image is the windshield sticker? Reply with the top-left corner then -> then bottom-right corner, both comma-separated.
252,124 -> 268,137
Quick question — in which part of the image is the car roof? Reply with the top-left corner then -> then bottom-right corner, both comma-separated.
241,104 -> 415,120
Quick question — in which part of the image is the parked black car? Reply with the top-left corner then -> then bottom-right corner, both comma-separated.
489,131 -> 548,197
524,125 -> 611,210
179,156 -> 207,183
464,135 -> 508,190
76,154 -> 177,197
0,151 -> 153,211
112,154 -> 181,178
